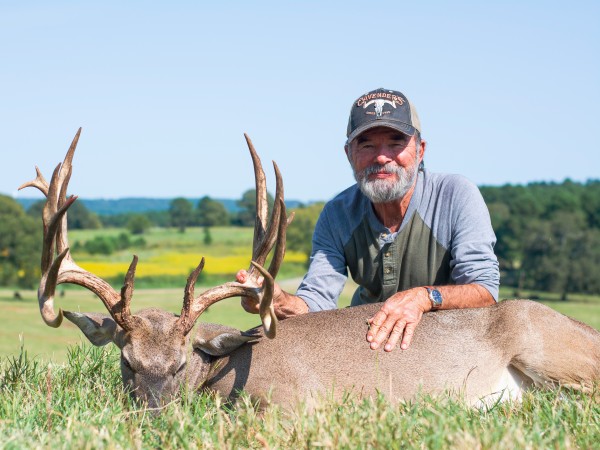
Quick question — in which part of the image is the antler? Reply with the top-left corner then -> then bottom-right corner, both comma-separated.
19,128 -> 139,331
177,134 -> 293,338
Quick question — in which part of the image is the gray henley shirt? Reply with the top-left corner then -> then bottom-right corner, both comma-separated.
296,169 -> 500,311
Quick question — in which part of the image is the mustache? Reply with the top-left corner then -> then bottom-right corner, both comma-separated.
358,163 -> 404,179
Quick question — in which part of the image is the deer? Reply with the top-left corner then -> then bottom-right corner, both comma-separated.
21,129 -> 600,411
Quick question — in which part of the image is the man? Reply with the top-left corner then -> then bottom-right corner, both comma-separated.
238,87 -> 499,352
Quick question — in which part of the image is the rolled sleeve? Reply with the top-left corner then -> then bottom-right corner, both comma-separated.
449,181 -> 500,301
295,207 -> 348,311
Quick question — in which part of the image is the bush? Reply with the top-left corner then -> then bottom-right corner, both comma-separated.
82,232 -> 146,256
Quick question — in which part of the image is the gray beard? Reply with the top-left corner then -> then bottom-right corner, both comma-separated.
353,161 -> 419,204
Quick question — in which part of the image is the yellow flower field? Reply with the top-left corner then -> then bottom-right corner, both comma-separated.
79,251 -> 306,278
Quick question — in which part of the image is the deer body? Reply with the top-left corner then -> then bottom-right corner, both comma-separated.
198,300 -> 600,408
22,130 -> 600,412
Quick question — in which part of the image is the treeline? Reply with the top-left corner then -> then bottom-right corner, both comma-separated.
0,188 -> 276,287
2,180 -> 599,299
22,189 -> 277,235
480,179 -> 600,300
285,180 -> 600,300
107,190 -> 276,232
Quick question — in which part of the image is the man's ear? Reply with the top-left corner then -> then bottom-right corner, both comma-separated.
63,311 -> 120,347
419,138 -> 427,164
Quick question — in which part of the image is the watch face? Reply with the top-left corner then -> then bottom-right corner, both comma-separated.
430,288 -> 443,307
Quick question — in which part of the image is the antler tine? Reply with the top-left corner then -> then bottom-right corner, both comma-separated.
251,161 -> 283,269
18,128 -> 81,199
267,200 -> 295,279
54,128 -> 79,255
115,256 -> 139,332
178,257 -> 206,332
18,166 -> 49,196
244,133 -> 268,251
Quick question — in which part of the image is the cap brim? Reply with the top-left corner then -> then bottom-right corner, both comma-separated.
346,120 -> 416,144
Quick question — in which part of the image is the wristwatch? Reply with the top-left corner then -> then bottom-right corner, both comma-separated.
424,286 -> 443,310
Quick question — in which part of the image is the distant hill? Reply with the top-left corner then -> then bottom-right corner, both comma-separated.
16,197 -> 307,215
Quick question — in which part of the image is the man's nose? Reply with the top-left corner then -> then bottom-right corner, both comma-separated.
374,145 -> 394,164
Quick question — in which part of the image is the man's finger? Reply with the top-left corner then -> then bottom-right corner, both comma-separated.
372,316 -> 398,349
366,310 -> 387,343
400,323 -> 417,350
236,270 -> 248,283
384,321 -> 406,352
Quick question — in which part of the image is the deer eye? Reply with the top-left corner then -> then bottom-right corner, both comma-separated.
175,360 -> 187,376
121,356 -> 133,371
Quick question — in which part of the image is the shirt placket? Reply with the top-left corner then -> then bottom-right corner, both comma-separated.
379,233 -> 399,300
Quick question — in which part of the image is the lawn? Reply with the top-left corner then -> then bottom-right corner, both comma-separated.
1,288 -> 599,449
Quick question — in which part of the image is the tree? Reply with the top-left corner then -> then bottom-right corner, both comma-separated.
236,189 -> 274,227
0,195 -> 41,288
520,212 -> 600,300
169,197 -> 194,233
197,196 -> 229,227
127,214 -> 153,235
27,199 -> 101,229
203,227 -> 213,245
286,202 -> 325,265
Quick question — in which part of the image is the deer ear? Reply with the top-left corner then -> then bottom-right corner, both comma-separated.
193,323 -> 261,356
63,311 -> 119,347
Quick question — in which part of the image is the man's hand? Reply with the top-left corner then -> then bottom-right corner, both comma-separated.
236,269 -> 309,318
236,269 -> 281,314
366,288 -> 431,352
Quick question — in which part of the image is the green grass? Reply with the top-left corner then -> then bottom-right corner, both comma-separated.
1,343 -> 599,449
2,278 -> 600,448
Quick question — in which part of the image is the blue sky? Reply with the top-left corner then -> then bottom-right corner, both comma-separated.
2,1 -> 599,203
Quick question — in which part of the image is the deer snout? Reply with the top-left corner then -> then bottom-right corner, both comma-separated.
125,374 -> 180,411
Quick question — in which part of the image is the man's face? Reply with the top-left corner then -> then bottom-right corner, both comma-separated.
346,127 -> 422,204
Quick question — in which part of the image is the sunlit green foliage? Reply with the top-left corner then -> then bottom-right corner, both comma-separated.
0,195 -> 40,288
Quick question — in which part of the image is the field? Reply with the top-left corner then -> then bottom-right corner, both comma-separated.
1,223 -> 600,362
2,226 -> 600,448
67,226 -> 307,283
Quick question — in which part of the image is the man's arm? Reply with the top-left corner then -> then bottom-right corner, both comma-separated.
367,283 -> 495,352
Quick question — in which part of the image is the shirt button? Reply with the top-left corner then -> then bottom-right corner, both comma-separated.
381,233 -> 387,238
384,252 -> 391,258
384,267 -> 392,274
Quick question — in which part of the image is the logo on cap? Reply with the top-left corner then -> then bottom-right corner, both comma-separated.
363,99 -> 396,118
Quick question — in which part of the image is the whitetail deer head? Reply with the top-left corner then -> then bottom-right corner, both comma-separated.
20,129 -> 292,408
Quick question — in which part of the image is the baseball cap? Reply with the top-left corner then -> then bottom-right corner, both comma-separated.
346,88 -> 422,143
